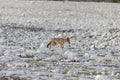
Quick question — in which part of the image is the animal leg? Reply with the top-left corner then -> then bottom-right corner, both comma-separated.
60,44 -> 64,49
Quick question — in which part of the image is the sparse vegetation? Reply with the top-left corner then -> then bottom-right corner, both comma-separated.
0,77 -> 6,80
47,0 -> 120,3
40,74 -> 53,77
18,54 -> 34,58
104,0 -> 120,2
0,77 -> 27,80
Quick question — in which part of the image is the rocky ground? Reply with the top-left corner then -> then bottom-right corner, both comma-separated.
0,0 -> 120,80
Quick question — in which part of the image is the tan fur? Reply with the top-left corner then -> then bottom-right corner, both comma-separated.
47,37 -> 70,49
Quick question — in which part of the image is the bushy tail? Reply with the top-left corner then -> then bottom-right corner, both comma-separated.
47,41 -> 51,48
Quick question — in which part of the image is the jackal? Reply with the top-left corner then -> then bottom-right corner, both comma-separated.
47,37 -> 70,49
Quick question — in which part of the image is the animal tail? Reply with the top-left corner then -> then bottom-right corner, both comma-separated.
47,41 -> 51,48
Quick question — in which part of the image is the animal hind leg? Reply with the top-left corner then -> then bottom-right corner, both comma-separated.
50,42 -> 56,49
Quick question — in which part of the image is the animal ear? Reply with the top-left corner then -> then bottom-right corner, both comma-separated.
65,35 -> 67,38
66,37 -> 69,40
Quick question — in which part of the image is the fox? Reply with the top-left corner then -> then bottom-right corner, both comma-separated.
47,37 -> 70,49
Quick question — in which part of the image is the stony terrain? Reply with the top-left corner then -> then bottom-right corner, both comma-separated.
0,0 -> 120,80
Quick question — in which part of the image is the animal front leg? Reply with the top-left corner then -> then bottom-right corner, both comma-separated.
60,44 -> 64,49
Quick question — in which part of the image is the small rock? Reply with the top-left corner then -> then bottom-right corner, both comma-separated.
95,75 -> 103,80
108,28 -> 120,33
97,42 -> 108,49
63,50 -> 79,60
